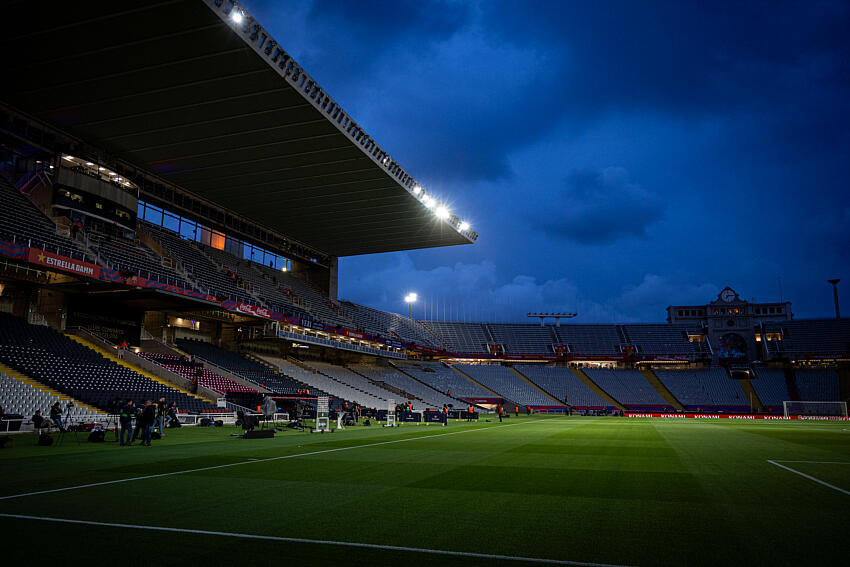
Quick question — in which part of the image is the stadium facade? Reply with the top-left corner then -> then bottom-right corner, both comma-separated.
1,0 -> 848,422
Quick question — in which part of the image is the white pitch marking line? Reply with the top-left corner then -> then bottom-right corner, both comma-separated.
767,460 -> 850,496
0,513 -> 633,567
0,419 -> 543,501
773,460 -> 850,465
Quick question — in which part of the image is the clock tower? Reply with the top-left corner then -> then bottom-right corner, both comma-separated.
667,287 -> 793,363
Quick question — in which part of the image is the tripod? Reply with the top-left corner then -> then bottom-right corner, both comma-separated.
102,414 -> 120,442
54,406 -> 80,446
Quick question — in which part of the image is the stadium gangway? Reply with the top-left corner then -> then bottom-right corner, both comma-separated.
276,330 -> 407,360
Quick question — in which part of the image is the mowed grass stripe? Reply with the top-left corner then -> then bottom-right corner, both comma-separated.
0,417 -> 554,501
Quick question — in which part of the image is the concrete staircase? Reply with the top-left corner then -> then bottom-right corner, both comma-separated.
639,368 -> 684,411
570,367 -> 626,411
65,333 -> 211,401
508,366 -> 566,405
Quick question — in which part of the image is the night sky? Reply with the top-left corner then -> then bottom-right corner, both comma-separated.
243,0 -> 850,323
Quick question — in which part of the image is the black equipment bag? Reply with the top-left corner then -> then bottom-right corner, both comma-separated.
88,430 -> 105,443
38,434 -> 54,446
214,420 -> 223,427
151,431 -> 162,440
199,417 -> 212,427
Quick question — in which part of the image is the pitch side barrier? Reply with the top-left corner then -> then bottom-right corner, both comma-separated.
626,412 -> 850,421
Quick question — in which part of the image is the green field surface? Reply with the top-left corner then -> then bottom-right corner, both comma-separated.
1,416 -> 848,566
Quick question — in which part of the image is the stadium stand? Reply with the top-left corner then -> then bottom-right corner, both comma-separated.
584,368 -> 667,409
89,230 -> 189,287
514,364 -> 609,408
421,322 -> 489,353
138,353 -> 257,395
751,367 -> 793,410
554,325 -> 621,355
0,313 -> 218,412
396,361 -> 494,399
142,223 -> 256,303
654,368 -> 748,411
488,324 -> 557,354
268,358 -> 385,409
174,340 -> 305,395
0,370 -> 101,420
767,319 -> 850,358
621,324 -> 700,355
0,178 -> 90,262
794,368 -> 841,401
348,363 -> 461,409
455,364 -> 556,406
341,302 -> 439,346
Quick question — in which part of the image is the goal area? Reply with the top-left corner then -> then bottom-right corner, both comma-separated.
783,401 -> 848,417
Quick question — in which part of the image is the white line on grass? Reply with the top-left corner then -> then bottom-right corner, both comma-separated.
0,420 -> 543,501
0,513 -> 633,567
767,460 -> 850,496
772,460 -> 850,465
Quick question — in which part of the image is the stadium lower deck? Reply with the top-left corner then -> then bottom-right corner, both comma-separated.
1,416 -> 848,566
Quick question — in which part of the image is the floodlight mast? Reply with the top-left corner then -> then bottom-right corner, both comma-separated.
827,279 -> 840,319
527,312 -> 577,327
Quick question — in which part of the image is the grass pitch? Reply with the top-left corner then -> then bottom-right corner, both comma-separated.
1,416 -> 848,566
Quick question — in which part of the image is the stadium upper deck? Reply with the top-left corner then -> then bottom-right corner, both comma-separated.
1,0 -> 476,258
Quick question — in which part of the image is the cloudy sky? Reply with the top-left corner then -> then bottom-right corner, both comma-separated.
244,0 -> 850,323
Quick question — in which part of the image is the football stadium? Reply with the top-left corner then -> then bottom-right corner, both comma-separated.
1,2 -> 848,565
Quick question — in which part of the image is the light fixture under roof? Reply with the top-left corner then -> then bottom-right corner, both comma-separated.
435,206 -> 450,220
413,185 -> 422,195
459,221 -> 470,231
423,196 -> 436,209
231,10 -> 243,23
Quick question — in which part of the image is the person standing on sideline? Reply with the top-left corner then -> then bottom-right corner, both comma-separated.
497,404 -> 504,422
441,404 -> 448,427
140,400 -> 156,446
514,405 -> 519,416
156,396 -> 167,437
119,400 -> 135,445
467,404 -> 474,422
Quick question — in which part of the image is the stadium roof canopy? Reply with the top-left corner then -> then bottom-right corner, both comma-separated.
1,0 -> 477,257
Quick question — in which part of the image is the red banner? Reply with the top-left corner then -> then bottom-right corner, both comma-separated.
27,249 -> 108,280
626,413 -> 849,421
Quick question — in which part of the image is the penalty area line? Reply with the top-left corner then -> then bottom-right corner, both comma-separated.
0,513 -> 634,567
0,419 -> 541,501
767,460 -> 850,496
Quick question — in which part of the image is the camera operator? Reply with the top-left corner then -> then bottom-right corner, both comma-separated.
166,402 -> 180,428
119,400 -> 135,446
49,402 -> 66,433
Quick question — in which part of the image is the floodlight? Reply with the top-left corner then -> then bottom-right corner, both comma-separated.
231,11 -> 243,23
413,185 -> 422,195
459,221 -> 470,231
405,292 -> 418,303
435,206 -> 450,219
423,196 -> 436,209
85,162 -> 93,166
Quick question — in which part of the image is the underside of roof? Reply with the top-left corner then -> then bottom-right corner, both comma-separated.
1,0 -> 477,257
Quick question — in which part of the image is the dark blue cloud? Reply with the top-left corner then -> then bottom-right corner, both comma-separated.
245,0 -> 850,321
534,167 -> 664,244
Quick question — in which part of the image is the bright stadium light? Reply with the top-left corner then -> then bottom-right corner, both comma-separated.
413,185 -> 422,195
423,196 -> 436,209
435,206 -> 450,220
459,221 -> 470,231
231,10 -> 243,23
405,292 -> 418,319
